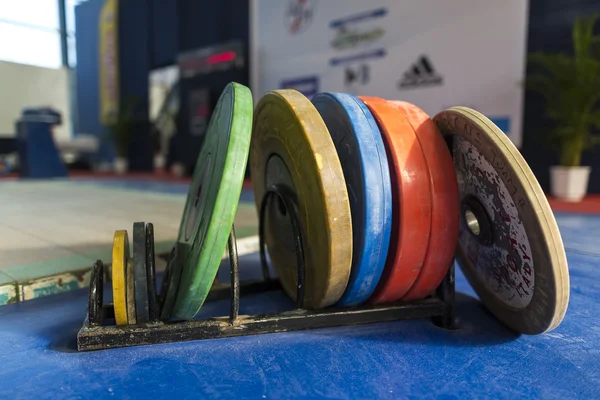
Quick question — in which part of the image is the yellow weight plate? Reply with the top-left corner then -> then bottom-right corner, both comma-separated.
126,258 -> 137,325
250,89 -> 352,308
111,230 -> 129,326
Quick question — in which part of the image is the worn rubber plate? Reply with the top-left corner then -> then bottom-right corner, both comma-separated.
434,107 -> 570,334
126,258 -> 137,325
251,89 -> 352,308
111,230 -> 129,326
312,92 -> 392,306
145,223 -> 159,321
392,101 -> 459,300
359,97 -> 432,303
133,222 -> 149,323
161,82 -> 253,320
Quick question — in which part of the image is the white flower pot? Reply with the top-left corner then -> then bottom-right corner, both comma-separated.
550,166 -> 591,202
114,157 -> 128,175
154,154 -> 166,170
171,162 -> 185,178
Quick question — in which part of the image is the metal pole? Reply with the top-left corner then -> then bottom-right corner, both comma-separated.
58,0 -> 69,67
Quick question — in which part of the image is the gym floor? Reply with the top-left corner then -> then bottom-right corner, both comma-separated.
0,176 -> 599,398
0,176 -> 259,305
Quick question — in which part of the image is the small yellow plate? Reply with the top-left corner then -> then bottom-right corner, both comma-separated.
112,230 -> 130,326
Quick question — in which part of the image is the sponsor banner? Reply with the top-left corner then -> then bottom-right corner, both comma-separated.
253,0 -> 528,147
284,0 -> 316,35
99,0 -> 119,125
280,76 -> 319,97
397,55 -> 443,90
329,48 -> 386,66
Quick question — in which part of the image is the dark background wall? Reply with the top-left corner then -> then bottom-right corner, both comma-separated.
76,0 -> 599,188
74,0 -> 249,170
178,0 -> 249,55
118,0 -> 154,171
523,0 -> 600,193
150,0 -> 179,68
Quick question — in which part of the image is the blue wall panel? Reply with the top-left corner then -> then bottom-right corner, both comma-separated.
74,0 -> 114,163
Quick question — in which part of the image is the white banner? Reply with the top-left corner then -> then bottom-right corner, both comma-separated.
251,0 -> 528,147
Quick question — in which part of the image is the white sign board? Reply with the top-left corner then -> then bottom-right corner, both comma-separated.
251,0 -> 528,147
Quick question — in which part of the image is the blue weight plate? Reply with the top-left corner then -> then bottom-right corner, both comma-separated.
312,92 -> 392,306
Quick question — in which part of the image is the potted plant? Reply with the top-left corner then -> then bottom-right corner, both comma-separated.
527,14 -> 600,202
106,97 -> 138,174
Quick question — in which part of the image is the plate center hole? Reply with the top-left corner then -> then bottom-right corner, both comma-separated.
462,195 -> 493,245
465,208 -> 481,236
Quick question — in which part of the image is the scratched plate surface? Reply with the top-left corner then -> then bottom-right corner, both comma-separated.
133,222 -> 149,323
251,89 -> 352,309
391,101 -> 459,301
434,107 -> 570,334
312,92 -> 392,307
163,83 -> 253,321
359,97 -> 432,303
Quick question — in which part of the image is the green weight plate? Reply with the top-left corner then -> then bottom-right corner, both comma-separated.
161,82 -> 253,320
433,107 -> 570,334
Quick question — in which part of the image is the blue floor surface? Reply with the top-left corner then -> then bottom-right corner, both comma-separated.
0,212 -> 598,399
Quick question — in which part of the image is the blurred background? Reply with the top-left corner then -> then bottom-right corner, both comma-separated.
0,0 -> 598,195
1,0 -> 600,304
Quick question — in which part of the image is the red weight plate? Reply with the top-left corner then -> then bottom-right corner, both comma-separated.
359,97 -> 432,303
392,101 -> 460,300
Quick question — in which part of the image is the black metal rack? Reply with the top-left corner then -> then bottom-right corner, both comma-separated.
77,185 -> 456,352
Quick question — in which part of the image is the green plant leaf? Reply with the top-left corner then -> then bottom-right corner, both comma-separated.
525,13 -> 600,166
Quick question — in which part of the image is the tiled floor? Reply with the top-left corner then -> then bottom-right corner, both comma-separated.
0,178 -> 258,304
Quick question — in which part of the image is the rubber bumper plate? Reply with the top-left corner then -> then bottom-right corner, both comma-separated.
312,92 -> 392,306
434,107 -> 570,334
391,101 -> 460,300
250,89 -> 352,309
133,222 -> 149,323
145,223 -> 159,321
161,82 -> 253,320
111,230 -> 130,326
359,97 -> 432,303
126,258 -> 137,325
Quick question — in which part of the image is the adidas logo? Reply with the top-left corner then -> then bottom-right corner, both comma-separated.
397,55 -> 443,89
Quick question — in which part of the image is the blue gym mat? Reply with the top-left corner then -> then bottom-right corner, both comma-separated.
0,213 -> 599,399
